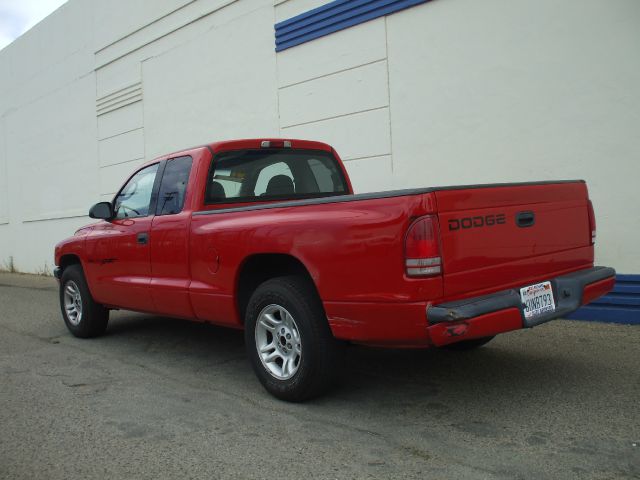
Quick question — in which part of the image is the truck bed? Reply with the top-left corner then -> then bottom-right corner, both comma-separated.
190,179 -> 594,343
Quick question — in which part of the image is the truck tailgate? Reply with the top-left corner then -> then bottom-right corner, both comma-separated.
435,181 -> 593,298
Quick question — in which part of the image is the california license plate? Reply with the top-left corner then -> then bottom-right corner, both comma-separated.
520,281 -> 556,320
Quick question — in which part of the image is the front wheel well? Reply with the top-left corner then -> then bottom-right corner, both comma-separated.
58,254 -> 82,273
236,254 -> 319,324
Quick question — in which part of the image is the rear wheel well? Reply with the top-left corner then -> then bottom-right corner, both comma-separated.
237,254 -> 319,324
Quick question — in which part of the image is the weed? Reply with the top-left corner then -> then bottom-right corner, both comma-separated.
35,262 -> 53,277
0,256 -> 16,273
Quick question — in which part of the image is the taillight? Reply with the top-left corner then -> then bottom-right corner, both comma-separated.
587,200 -> 596,245
405,215 -> 442,277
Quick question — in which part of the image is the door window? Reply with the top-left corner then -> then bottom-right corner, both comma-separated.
157,156 -> 193,215
113,163 -> 159,219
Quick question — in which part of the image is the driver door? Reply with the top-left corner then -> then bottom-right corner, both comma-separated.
85,162 -> 161,312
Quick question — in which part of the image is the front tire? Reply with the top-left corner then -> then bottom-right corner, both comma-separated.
59,265 -> 109,338
245,276 -> 343,402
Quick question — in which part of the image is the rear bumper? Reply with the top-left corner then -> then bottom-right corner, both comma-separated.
426,266 -> 616,346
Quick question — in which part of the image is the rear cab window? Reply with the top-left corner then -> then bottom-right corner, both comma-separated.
205,149 -> 349,204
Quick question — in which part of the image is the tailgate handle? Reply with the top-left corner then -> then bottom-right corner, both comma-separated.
516,211 -> 535,228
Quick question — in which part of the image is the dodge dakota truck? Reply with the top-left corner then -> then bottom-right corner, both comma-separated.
54,139 -> 615,401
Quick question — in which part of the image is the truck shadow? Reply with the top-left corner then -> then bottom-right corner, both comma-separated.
101,311 -> 592,414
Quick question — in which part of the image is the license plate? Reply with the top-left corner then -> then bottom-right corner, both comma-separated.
520,281 -> 556,320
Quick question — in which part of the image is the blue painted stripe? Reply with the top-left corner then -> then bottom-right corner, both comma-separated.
567,274 -> 640,324
613,284 -> 640,294
566,306 -> 639,324
275,0 -> 431,51
616,274 -> 639,282
594,294 -> 640,306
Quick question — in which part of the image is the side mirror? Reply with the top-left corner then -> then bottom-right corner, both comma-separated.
89,202 -> 114,220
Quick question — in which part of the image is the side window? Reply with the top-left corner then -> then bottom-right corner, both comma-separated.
254,162 -> 294,196
157,156 -> 192,215
113,163 -> 159,219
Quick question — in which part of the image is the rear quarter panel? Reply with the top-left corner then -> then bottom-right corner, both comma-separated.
189,193 -> 442,326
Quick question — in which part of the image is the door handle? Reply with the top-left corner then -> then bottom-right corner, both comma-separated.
137,232 -> 149,245
516,211 -> 535,228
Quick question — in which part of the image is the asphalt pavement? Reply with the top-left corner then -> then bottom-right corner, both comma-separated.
0,272 -> 638,479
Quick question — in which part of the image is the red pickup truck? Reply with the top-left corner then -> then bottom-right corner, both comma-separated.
54,139 -> 615,401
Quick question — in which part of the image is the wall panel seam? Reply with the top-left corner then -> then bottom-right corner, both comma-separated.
22,212 -> 87,223
383,16 -> 393,172
95,0 -> 241,69
281,105 -> 389,129
98,127 -> 144,143
278,57 -> 387,90
99,157 -> 146,170
342,153 -> 391,162
95,0 -> 198,54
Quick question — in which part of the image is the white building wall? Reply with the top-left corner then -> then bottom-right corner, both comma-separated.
385,0 -> 640,272
273,0 -> 640,273
0,0 -> 98,272
141,0 -> 280,159
0,0 -> 638,275
275,16 -> 394,192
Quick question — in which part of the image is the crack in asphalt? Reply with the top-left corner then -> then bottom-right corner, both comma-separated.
0,282 -> 57,291
0,323 -> 64,344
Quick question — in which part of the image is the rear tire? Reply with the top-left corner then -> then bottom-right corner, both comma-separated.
442,336 -> 495,350
59,264 -> 109,338
245,275 -> 344,402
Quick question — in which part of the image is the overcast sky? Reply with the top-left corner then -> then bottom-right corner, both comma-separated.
0,0 -> 68,51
